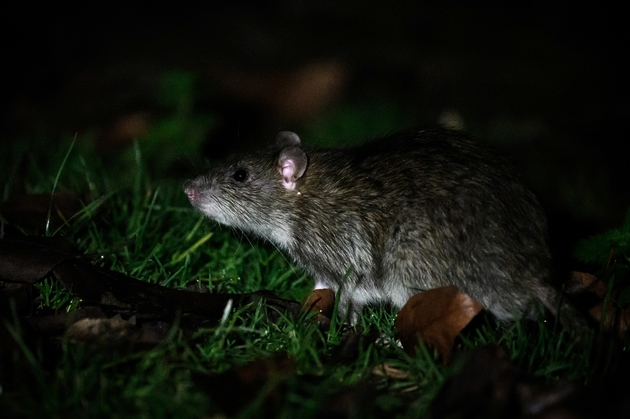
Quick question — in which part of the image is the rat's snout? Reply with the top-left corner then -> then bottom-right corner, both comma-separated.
183,180 -> 199,202
185,186 -> 196,201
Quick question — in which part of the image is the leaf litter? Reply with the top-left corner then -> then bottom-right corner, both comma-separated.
1,192 -> 629,418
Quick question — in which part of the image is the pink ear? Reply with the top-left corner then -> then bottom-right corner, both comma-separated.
277,144 -> 307,190
280,158 -> 298,190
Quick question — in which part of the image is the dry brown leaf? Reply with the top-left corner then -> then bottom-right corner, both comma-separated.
99,112 -> 152,148
569,271 -> 629,339
395,286 -> 483,364
570,271 -> 608,298
589,302 -> 630,338
0,236 -> 81,283
301,288 -> 335,319
212,60 -> 347,122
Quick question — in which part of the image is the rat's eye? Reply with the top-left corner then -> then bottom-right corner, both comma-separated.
231,168 -> 249,182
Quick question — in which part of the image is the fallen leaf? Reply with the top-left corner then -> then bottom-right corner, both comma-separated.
302,288 -> 335,318
212,60 -> 347,122
0,236 -> 81,283
567,271 -> 629,339
99,111 -> 152,148
589,302 -> 630,338
569,271 -> 608,298
395,286 -> 483,364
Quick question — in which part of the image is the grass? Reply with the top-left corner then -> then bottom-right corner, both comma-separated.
0,106 -> 617,418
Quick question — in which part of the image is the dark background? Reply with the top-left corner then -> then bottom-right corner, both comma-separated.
3,1 -> 628,265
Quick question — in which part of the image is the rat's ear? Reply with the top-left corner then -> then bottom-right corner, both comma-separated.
277,146 -> 307,191
276,131 -> 301,148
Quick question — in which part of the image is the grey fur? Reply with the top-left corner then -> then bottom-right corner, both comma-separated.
184,128 -> 587,332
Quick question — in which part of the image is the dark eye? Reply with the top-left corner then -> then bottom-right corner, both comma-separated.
231,168 -> 249,182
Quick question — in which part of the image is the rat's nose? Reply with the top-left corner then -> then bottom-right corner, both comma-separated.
185,187 -> 196,201
183,180 -> 197,201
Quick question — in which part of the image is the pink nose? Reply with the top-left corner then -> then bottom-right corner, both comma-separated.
185,187 -> 197,201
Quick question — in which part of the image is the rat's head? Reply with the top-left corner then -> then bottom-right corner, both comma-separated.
184,132 -> 308,243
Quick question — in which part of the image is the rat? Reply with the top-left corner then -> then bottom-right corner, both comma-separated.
184,128 -> 588,333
